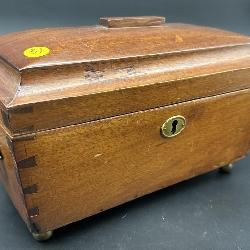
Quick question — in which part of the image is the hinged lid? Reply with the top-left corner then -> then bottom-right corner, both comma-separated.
0,16 -> 250,136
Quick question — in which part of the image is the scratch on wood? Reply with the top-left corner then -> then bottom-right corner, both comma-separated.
84,70 -> 104,81
94,153 -> 103,158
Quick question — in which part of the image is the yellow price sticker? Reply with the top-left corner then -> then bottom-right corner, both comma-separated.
23,47 -> 50,58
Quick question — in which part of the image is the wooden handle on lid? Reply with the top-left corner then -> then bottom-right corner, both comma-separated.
99,16 -> 166,28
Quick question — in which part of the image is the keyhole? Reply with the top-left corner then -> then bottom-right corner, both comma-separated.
161,116 -> 186,138
171,120 -> 178,134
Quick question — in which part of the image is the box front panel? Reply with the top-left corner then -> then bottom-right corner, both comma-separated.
13,89 -> 250,233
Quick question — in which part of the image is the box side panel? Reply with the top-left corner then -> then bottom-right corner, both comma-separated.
0,127 -> 30,230
13,89 -> 250,233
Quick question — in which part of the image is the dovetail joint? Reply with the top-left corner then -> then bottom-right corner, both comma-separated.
23,184 -> 38,194
17,156 -> 37,169
28,207 -> 39,218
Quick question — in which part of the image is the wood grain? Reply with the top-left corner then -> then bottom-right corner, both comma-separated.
0,22 -> 249,135
0,23 -> 249,70
5,45 -> 250,135
7,67 -> 250,135
12,89 -> 250,233
0,20 -> 249,235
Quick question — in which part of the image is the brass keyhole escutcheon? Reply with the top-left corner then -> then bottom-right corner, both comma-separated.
161,115 -> 186,138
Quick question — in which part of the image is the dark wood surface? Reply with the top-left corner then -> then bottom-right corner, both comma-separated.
0,155 -> 250,248
0,23 -> 249,70
0,19 -> 249,235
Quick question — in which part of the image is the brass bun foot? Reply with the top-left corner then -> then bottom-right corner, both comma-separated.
220,163 -> 233,174
32,230 -> 53,241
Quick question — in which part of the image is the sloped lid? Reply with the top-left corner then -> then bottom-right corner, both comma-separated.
0,17 -> 250,136
0,17 -> 249,71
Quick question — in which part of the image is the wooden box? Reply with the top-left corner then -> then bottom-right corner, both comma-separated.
0,16 -> 249,240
